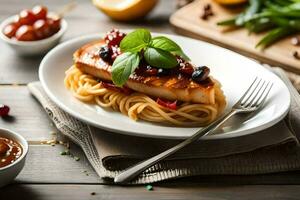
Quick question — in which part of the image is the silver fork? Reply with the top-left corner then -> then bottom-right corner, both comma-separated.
114,77 -> 273,183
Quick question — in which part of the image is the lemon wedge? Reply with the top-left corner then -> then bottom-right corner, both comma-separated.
92,0 -> 158,21
213,0 -> 247,5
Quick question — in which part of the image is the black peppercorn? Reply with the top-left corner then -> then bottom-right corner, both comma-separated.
201,3 -> 214,20
293,51 -> 300,60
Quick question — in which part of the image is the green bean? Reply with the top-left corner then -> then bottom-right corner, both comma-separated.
271,17 -> 300,31
217,0 -> 300,48
289,3 -> 300,10
235,0 -> 262,26
217,18 -> 237,26
256,27 -> 296,48
246,18 -> 275,33
272,0 -> 293,6
266,3 -> 300,17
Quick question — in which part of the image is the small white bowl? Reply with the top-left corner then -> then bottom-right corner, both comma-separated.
0,14 -> 67,56
0,128 -> 28,188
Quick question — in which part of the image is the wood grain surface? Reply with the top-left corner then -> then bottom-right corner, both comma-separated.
170,0 -> 300,74
1,0 -> 300,199
2,184 -> 300,200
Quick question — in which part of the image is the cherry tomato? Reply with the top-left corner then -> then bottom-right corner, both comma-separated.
2,23 -> 19,38
33,19 -> 51,39
104,29 -> 126,47
156,98 -> 177,110
179,64 -> 194,75
101,82 -> 133,95
15,25 -> 36,41
12,15 -> 22,26
145,65 -> 158,76
18,9 -> 36,25
32,5 -> 48,20
47,16 -> 61,33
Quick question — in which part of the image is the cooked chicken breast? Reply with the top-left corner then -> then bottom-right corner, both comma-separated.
74,40 -> 216,104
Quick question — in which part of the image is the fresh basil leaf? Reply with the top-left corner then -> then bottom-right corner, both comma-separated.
112,52 -> 140,86
120,29 -> 151,53
150,36 -> 190,61
150,36 -> 181,51
144,47 -> 178,69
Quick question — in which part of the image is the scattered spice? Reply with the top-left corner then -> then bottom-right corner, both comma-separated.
291,37 -> 300,46
74,156 -> 80,161
293,51 -> 300,60
42,132 -> 81,163
145,184 -> 153,191
201,3 -> 214,20
42,132 -> 59,146
204,4 -> 211,11
60,149 -> 70,155
46,139 -> 57,145
81,170 -> 89,176
90,192 -> 96,195
50,131 -> 57,136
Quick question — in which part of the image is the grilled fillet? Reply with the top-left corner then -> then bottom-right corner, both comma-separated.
74,40 -> 216,104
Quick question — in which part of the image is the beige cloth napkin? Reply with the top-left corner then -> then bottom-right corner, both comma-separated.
28,67 -> 300,184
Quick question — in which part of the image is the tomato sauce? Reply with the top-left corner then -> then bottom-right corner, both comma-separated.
0,137 -> 22,168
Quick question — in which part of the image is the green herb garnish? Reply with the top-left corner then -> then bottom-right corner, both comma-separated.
112,52 -> 140,86
120,29 -> 151,52
144,47 -> 178,68
74,156 -> 80,161
111,29 -> 190,86
60,150 -> 70,156
145,184 -> 153,191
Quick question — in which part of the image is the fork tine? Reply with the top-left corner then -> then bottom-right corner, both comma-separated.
236,77 -> 258,104
254,83 -> 273,109
240,78 -> 262,105
249,81 -> 270,108
244,80 -> 267,108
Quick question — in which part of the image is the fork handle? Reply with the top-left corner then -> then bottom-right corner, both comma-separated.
114,110 -> 237,184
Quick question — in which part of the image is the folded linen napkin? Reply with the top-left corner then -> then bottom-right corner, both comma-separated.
28,67 -> 300,184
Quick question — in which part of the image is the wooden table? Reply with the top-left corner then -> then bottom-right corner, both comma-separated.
1,0 -> 300,199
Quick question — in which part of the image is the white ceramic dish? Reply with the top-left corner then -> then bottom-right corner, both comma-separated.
39,32 -> 290,139
0,128 -> 28,188
0,14 -> 67,56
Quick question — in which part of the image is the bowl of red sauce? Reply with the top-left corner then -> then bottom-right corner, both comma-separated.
0,5 -> 67,56
0,128 -> 28,188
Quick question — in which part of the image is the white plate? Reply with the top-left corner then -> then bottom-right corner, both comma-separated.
39,33 -> 290,139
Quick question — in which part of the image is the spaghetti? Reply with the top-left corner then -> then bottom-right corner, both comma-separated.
64,65 -> 226,126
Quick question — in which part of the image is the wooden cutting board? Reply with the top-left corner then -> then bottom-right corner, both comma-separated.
170,0 -> 300,74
